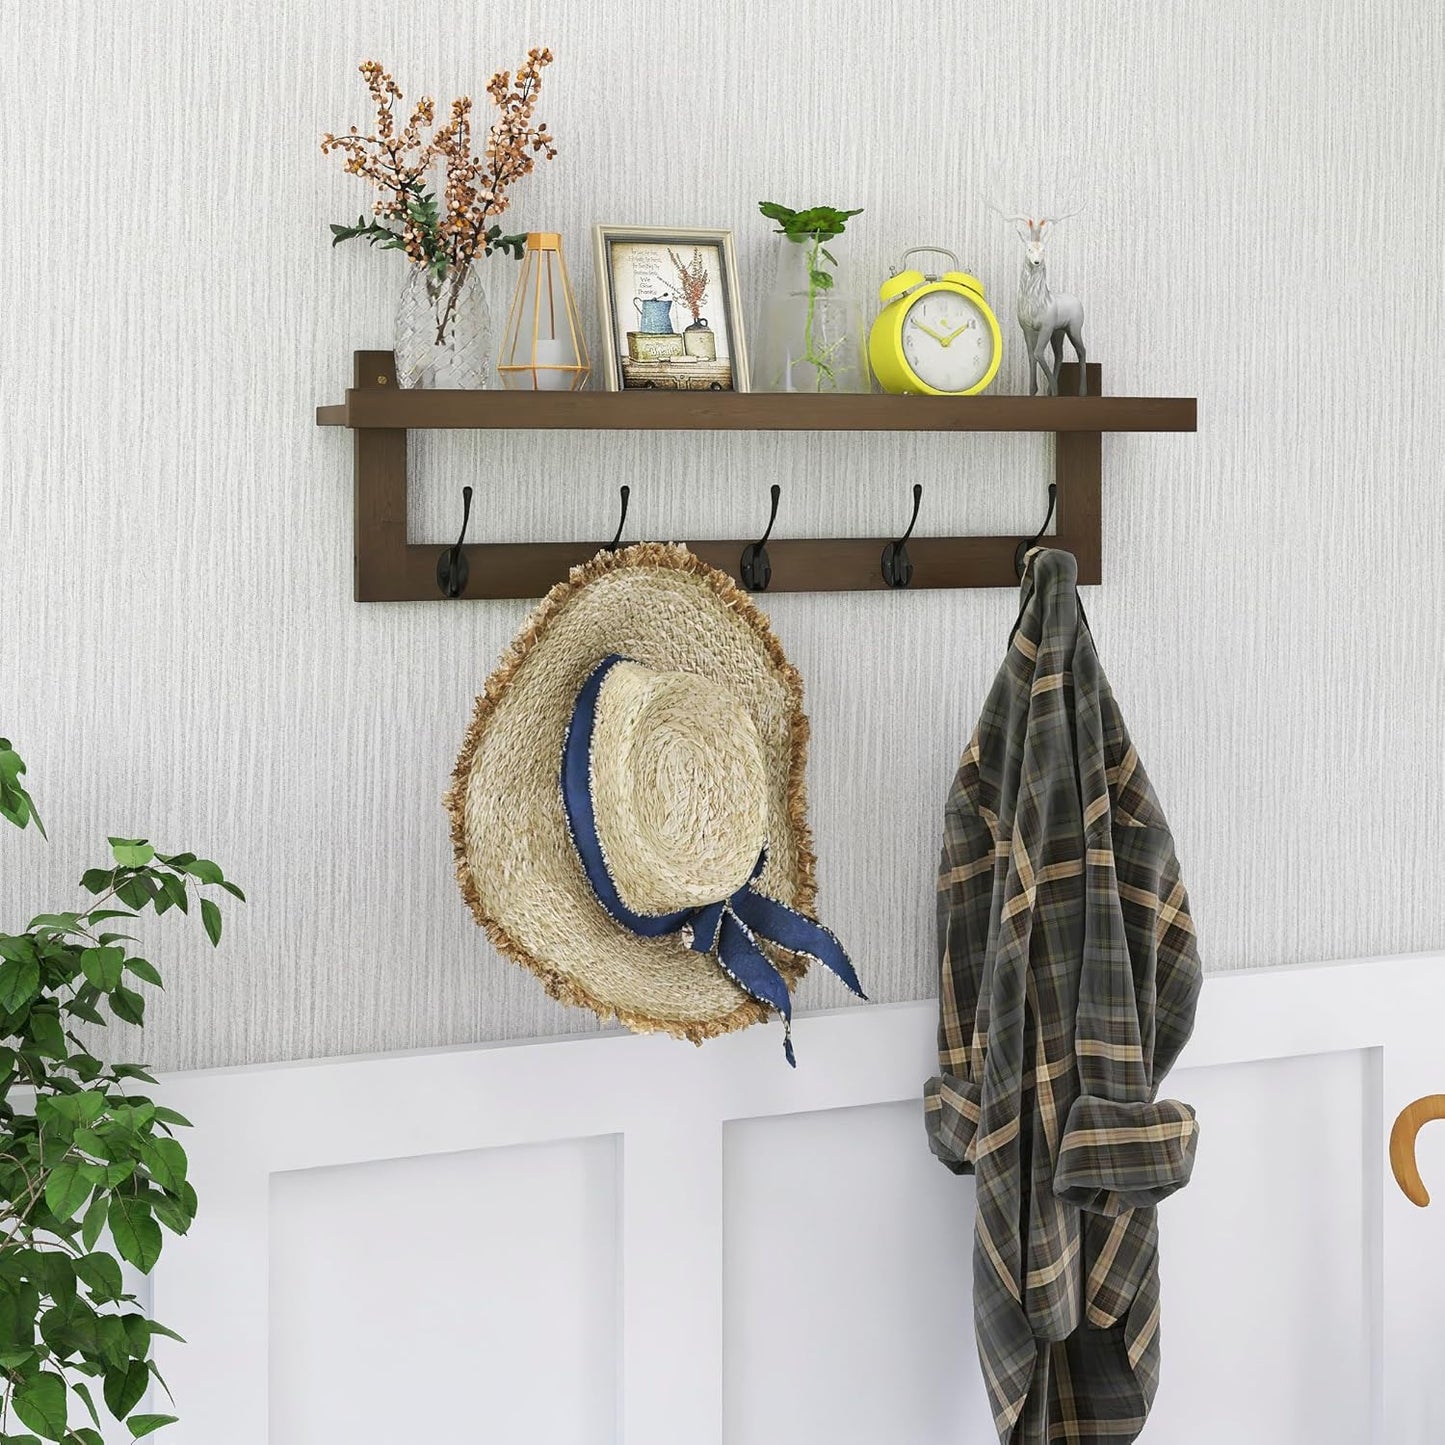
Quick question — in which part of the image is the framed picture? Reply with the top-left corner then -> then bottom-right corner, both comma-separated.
593,225 -> 749,392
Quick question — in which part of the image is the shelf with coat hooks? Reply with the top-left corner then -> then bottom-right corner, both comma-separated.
316,350 -> 1197,600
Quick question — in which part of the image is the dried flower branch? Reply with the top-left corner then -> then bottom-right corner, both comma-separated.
667,247 -> 709,323
321,51 -> 557,281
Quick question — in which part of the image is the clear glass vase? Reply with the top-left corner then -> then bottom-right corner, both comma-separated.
395,263 -> 491,389
755,236 -> 868,393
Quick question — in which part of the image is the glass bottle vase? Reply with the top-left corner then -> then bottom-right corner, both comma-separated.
755,236 -> 868,394
395,263 -> 491,389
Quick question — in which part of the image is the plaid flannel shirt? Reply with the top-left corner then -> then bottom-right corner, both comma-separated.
925,549 -> 1202,1445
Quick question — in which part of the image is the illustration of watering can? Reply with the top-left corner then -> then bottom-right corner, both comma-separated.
633,297 -> 676,334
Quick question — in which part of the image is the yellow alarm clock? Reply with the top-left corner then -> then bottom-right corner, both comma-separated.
868,247 -> 1003,396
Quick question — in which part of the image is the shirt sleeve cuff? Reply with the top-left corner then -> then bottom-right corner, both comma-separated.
1053,1095 -> 1199,1214
924,1073 -> 982,1174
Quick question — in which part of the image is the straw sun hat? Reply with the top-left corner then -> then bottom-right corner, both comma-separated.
445,542 -> 864,1063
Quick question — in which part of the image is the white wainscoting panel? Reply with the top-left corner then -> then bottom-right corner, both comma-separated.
145,953 -> 1445,1443
269,1135 -> 619,1443
723,1102 -> 985,1445
1151,1050 -> 1372,1444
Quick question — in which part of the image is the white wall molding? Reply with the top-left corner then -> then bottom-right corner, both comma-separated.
145,952 -> 1445,1443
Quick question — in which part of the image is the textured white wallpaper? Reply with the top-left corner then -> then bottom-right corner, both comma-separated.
1,0 -> 1441,1071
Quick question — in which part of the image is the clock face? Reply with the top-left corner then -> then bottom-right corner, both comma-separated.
900,290 -> 995,393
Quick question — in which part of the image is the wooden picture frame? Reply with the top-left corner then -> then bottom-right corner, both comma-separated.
593,225 -> 749,392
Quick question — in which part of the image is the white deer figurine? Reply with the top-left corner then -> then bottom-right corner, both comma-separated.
993,205 -> 1087,396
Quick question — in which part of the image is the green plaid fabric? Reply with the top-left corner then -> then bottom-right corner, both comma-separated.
925,549 -> 1202,1445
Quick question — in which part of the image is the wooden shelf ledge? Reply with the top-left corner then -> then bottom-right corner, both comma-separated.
315,387 -> 1196,434
318,352 -> 1196,600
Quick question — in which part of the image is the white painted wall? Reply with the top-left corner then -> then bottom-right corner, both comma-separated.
2,1 -> 1442,1071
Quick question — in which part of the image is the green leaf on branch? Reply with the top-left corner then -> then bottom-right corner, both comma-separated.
80,1194 -> 107,1251
29,1010 -> 67,1058
71,1380 -> 102,1430
80,948 -> 124,992
108,987 -> 145,1027
108,841 -> 155,869
128,1418 -> 179,1439
143,1138 -> 187,1194
0,954 -> 41,1012
757,200 -> 863,243
74,1253 -> 124,1305
103,1362 -> 149,1422
44,1161 -> 92,1221
108,1202 -> 161,1272
200,900 -> 222,948
330,214 -> 403,250
0,739 -> 45,836
13,1370 -> 68,1440
122,958 -> 163,988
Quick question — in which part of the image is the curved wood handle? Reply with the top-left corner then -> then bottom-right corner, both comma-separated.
1390,1095 -> 1445,1207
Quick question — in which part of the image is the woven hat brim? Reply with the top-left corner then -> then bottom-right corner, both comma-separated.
444,543 -> 816,1045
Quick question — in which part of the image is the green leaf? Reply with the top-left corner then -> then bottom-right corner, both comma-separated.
143,1139 -> 187,1194
0,1282 -> 40,1350
200,899 -> 222,948
157,875 -> 187,915
79,947 -> 124,992
143,1321 -> 185,1345
108,988 -> 145,1027
29,1010 -> 68,1058
122,958 -> 163,988
27,913 -> 81,933
0,739 -> 44,836
32,1252 -> 76,1303
103,1361 -> 149,1422
108,841 -> 155,868
80,869 -> 115,895
111,1061 -> 159,1083
108,1202 -> 161,1272
74,1254 -> 123,1304
13,1371 -> 68,1440
112,878 -> 154,911
128,1418 -> 178,1439
0,954 -> 42,1012
150,1107 -> 191,1131
219,880 -> 246,902
80,1193 -> 107,1251
44,1161 -> 92,1221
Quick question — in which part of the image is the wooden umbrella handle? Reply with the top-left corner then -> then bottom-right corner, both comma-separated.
1390,1095 -> 1445,1207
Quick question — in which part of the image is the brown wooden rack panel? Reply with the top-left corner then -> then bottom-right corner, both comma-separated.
316,350 -> 1197,601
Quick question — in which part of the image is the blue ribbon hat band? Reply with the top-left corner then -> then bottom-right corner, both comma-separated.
561,654 -> 866,1066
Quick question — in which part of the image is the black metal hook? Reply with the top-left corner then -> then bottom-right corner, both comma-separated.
436,485 -> 474,598
1014,482 -> 1058,578
606,485 -> 631,552
881,483 -> 923,589
740,484 -> 782,592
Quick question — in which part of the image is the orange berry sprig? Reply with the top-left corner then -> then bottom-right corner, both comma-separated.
322,52 -> 556,278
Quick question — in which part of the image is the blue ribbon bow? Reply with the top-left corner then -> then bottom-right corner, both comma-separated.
561,655 -> 866,1065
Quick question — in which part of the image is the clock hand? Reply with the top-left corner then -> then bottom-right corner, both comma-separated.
939,321 -> 974,347
909,317 -> 949,344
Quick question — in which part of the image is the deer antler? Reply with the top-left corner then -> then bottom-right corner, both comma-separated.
986,198 -> 1033,224
1038,203 -> 1085,226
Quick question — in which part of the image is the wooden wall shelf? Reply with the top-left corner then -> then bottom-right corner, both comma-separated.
317,350 -> 1197,601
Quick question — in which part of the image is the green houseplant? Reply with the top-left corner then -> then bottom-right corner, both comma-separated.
755,201 -> 867,393
0,740 -> 240,1442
